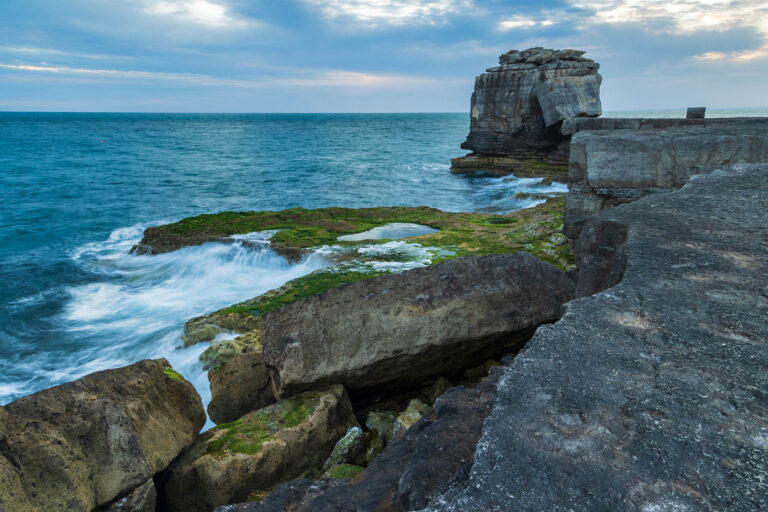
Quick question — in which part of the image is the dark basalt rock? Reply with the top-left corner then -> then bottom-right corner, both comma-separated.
426,164 -> 768,511
261,252 -> 575,398
215,366 -> 503,511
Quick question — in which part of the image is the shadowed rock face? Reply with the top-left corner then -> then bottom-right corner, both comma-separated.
458,47 -> 601,171
0,359 -> 205,512
261,252 -> 575,398
426,164 -> 768,511
563,119 -> 768,237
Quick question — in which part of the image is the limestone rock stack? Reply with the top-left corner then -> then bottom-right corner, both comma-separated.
452,47 -> 602,176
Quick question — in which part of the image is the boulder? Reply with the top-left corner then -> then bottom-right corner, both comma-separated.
0,359 -> 205,512
262,252 -> 575,398
564,119 -> 768,237
157,385 -> 357,512
207,351 -> 275,425
427,165 -> 768,510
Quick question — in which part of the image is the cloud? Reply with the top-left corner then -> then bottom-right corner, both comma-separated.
299,0 -> 474,27
0,46 -> 121,60
570,0 -> 768,37
0,62 -> 441,89
141,0 -> 250,28
497,16 -> 557,31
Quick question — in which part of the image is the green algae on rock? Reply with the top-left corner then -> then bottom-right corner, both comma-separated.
157,385 -> 357,512
174,198 -> 573,368
322,464 -> 365,480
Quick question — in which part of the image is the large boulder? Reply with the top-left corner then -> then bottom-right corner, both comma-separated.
427,165 -> 768,510
262,252 -> 574,398
0,359 -> 205,512
103,479 -> 157,512
207,351 -> 276,425
158,385 -> 357,512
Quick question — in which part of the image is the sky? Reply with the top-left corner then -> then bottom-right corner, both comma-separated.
0,0 -> 766,112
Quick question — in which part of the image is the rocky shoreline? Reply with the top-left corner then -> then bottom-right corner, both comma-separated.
2,48 -> 767,511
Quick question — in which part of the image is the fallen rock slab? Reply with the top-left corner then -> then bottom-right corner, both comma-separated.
157,385 -> 357,512
207,351 -> 275,425
428,164 -> 768,510
0,359 -> 205,512
261,252 -> 575,398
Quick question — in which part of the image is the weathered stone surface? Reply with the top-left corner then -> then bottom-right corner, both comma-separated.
428,164 -> 768,510
157,385 -> 357,512
262,252 -> 575,398
456,47 -> 601,175
322,426 -> 365,470
103,479 -> 157,512
207,351 -> 276,425
218,367 -> 503,511
564,121 -> 768,237
0,359 -> 205,512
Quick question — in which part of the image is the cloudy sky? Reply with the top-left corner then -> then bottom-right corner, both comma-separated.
0,0 -> 766,112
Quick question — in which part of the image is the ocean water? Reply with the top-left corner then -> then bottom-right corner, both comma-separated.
0,112 -> 568,411
2,109 -> 764,413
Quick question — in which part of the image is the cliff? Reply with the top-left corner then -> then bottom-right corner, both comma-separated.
451,47 -> 602,177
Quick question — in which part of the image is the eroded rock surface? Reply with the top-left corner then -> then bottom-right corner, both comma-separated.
261,252 -> 575,398
564,120 -> 768,237
453,47 -> 601,175
207,351 -> 276,425
157,385 -> 357,512
0,359 -> 205,512
428,164 -> 768,510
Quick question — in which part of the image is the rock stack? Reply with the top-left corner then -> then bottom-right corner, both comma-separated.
451,47 -> 602,177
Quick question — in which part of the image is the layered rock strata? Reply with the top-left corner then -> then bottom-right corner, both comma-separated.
425,164 -> 768,510
0,359 -> 205,512
564,120 -> 768,237
452,47 -> 601,176
261,252 -> 575,398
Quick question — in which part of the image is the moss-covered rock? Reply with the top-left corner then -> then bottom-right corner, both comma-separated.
322,426 -> 365,471
321,464 -> 365,480
157,385 -> 357,512
365,411 -> 397,443
393,399 -> 429,435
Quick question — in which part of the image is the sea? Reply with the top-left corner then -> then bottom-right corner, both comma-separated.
1,109 -> 765,414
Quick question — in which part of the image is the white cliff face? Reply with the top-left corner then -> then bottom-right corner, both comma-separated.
461,47 -> 602,164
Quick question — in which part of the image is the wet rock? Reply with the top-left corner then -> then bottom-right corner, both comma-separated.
157,385 -> 357,512
207,351 -> 276,425
428,165 -> 768,510
262,253 -> 575,398
103,479 -> 156,512
365,411 -> 397,443
212,479 -> 346,512
0,359 -> 205,512
322,426 -> 365,470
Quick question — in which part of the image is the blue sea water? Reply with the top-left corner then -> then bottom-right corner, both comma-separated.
0,112 -> 568,410
2,109 -> 765,412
